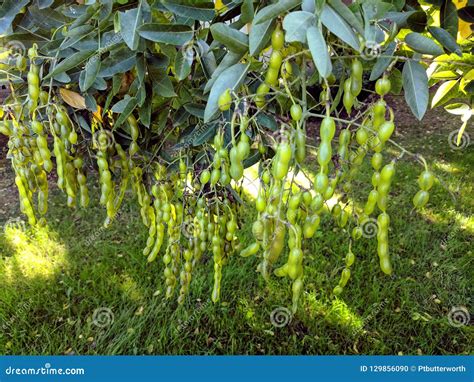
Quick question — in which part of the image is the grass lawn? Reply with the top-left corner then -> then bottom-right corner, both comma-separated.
0,99 -> 472,355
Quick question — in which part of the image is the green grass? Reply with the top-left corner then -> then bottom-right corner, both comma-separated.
0,122 -> 472,355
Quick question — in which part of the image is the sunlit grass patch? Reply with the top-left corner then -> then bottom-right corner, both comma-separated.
432,161 -> 464,175
305,292 -> 364,335
1,222 -> 67,282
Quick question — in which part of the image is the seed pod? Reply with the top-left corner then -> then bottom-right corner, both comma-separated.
417,170 -> 435,191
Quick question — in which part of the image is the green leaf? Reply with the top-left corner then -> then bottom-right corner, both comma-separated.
84,93 -> 98,112
384,11 -> 416,29
402,60 -> 429,120
369,41 -> 397,81
136,54 -> 146,85
184,103 -> 205,118
28,4 -> 68,29
111,98 -> 131,113
177,122 -> 216,148
406,11 -> 427,32
458,6 -> 474,22
210,23 -> 249,54
193,123 -> 218,145
283,11 -> 316,43
255,113 -> 278,131
431,80 -> 459,108
320,4 -> 360,51
60,25 -> 95,50
463,80 -> 474,95
44,50 -> 95,80
241,0 -> 254,24
243,149 -> 261,168
98,49 -> 137,77
253,0 -> 302,25
138,23 -> 193,45
70,5 -> 98,29
0,0 -> 29,35
431,70 -> 458,80
92,77 -> 108,90
80,57 -> 101,92
301,0 -> 316,13
60,31 -> 94,51
162,0 -> 215,21
204,51 -> 244,93
361,0 -> 394,21
307,25 -> 332,79
444,103 -> 470,115
114,97 -> 139,128
174,48 -> 193,81
204,63 -> 250,122
428,26 -> 462,57
53,72 -> 71,84
249,18 -> 275,57
138,94 -> 152,127
195,40 -> 216,79
388,67 -> 402,95
77,115 -> 92,134
66,25 -> 94,38
37,0 -> 54,9
120,5 -> 143,51
404,32 -> 444,57
151,70 -> 177,97
440,0 -> 458,38
327,0 -> 364,35
384,0 -> 404,12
